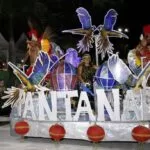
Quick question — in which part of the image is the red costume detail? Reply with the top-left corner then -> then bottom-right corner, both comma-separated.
28,29 -> 42,43
26,66 -> 33,76
136,48 -> 150,67
28,29 -> 38,38
143,25 -> 150,35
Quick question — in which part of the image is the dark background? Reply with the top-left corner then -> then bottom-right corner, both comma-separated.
0,0 -> 150,58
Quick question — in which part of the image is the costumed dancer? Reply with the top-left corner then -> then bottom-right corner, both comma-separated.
24,17 -> 63,78
128,25 -> 150,75
24,16 -> 43,76
77,53 -> 97,110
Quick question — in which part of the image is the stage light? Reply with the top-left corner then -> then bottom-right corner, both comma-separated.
118,28 -> 122,32
21,59 -> 24,63
124,28 -> 129,32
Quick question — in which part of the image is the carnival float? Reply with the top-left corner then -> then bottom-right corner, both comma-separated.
1,7 -> 150,144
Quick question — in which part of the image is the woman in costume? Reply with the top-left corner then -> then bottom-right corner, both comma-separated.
77,53 -> 97,110
78,54 -> 97,86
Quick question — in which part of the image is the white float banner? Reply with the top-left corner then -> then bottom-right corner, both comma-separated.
13,89 -> 150,121
96,89 -> 120,121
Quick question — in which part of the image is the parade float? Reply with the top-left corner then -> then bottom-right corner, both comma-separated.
1,7 -> 150,144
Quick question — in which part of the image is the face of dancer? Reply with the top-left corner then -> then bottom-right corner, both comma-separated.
82,55 -> 91,66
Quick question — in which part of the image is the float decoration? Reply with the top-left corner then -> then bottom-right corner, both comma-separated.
65,48 -> 81,68
41,39 -> 52,55
1,48 -> 79,108
50,60 -> 77,91
132,125 -> 150,143
1,52 -> 55,108
95,62 -> 116,90
108,53 -> 132,84
49,124 -> 66,141
132,125 -> 150,150
1,7 -> 150,143
87,125 -> 105,143
14,121 -> 29,136
62,7 -> 95,53
95,9 -> 128,60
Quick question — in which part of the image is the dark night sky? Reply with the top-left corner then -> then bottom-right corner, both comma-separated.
0,0 -> 150,52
